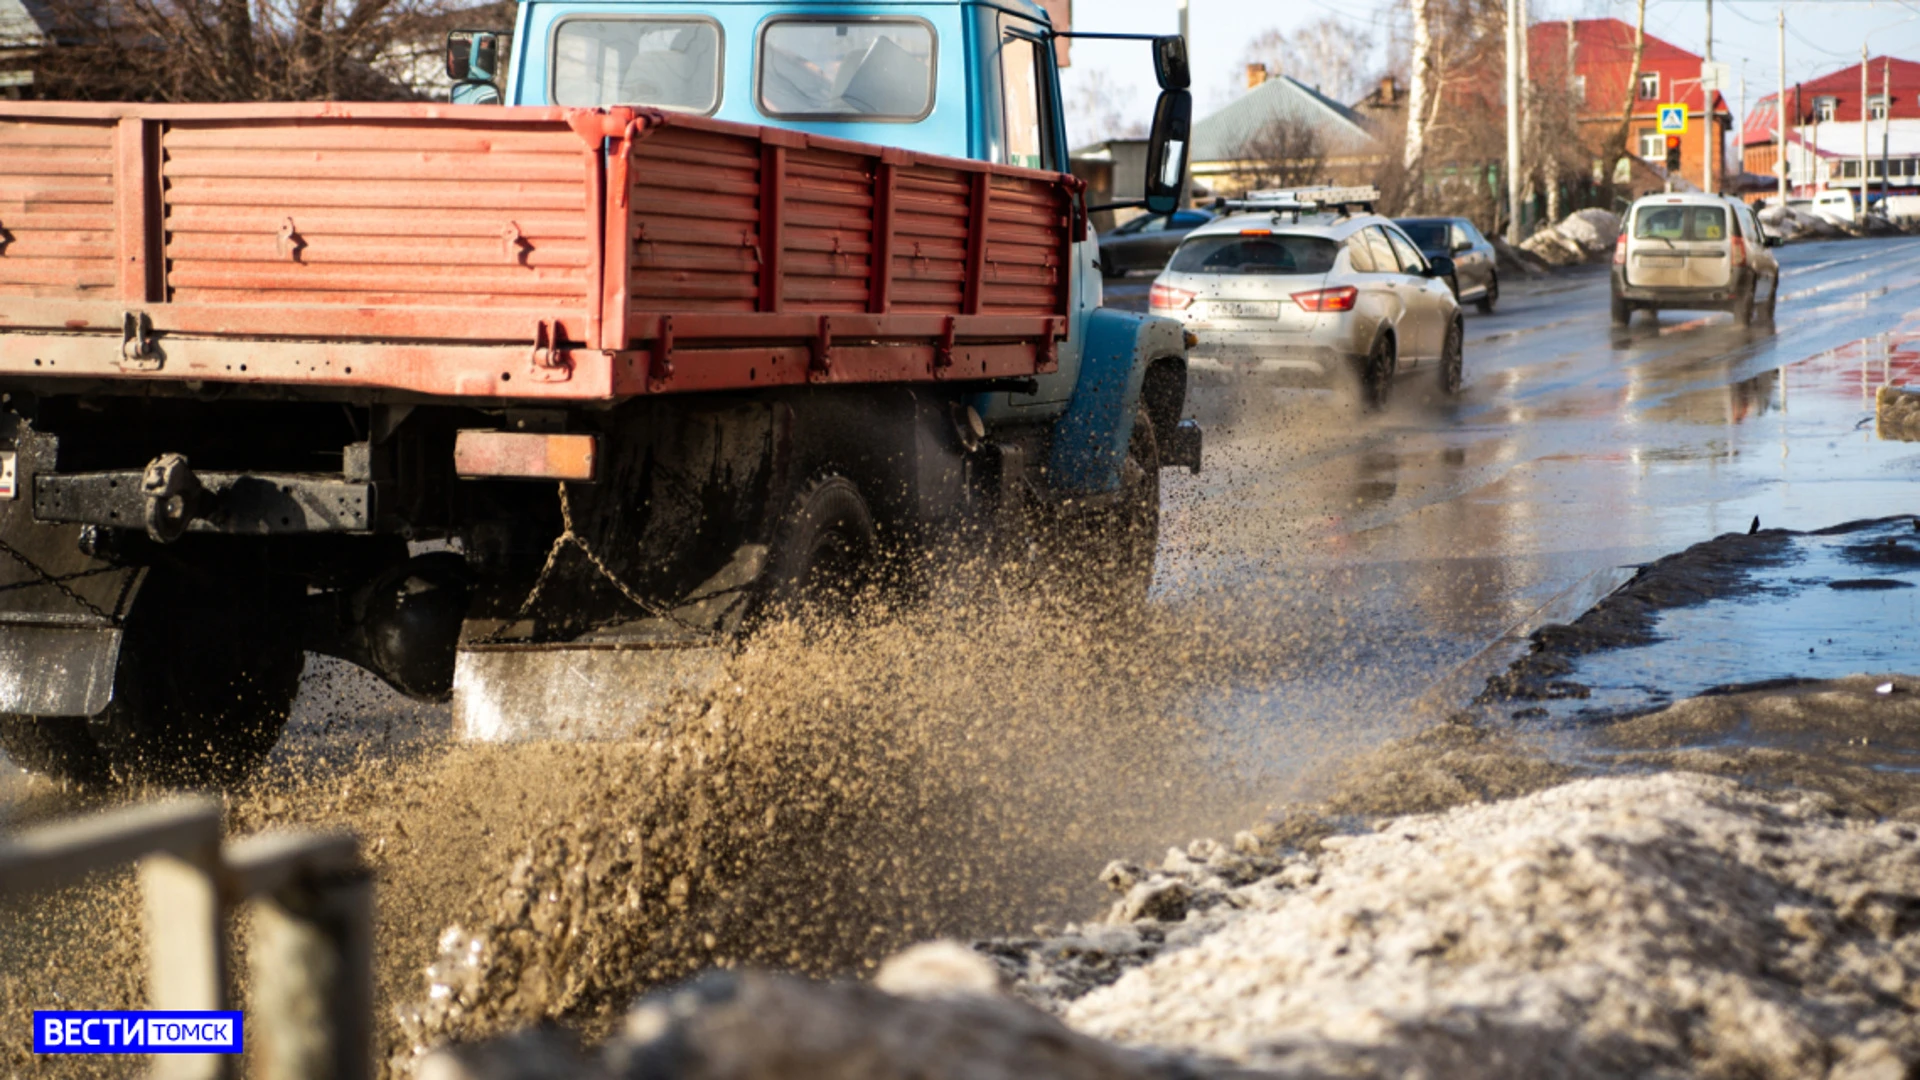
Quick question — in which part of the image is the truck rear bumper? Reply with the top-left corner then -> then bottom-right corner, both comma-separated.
36,469 -> 375,536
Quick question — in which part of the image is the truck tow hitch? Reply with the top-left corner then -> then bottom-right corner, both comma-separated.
140,453 -> 202,543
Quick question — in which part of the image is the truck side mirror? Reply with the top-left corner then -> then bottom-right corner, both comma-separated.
1143,89 -> 1192,216
448,30 -> 503,105
1152,36 -> 1190,90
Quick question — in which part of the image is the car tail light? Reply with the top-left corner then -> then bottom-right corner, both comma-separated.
1613,234 -> 1627,265
1291,285 -> 1358,312
1729,236 -> 1747,267
1150,283 -> 1196,310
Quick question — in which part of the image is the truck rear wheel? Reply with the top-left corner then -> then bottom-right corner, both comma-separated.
0,566 -> 303,789
1049,407 -> 1160,610
761,474 -> 880,622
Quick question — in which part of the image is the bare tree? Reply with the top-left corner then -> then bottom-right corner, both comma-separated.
1605,0 -> 1649,206
1238,17 -> 1376,104
1231,114 -> 1327,194
1405,0 -> 1434,169
1062,67 -> 1146,148
29,0 -> 481,101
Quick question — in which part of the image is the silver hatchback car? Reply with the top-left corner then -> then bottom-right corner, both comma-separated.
1151,188 -> 1464,407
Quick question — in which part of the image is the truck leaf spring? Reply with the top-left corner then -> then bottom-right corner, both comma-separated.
479,484 -> 712,645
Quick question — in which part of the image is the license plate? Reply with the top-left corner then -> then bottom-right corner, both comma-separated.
0,452 -> 13,500
1638,254 -> 1684,267
1209,300 -> 1279,319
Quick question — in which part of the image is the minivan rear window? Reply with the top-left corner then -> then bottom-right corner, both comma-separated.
1168,235 -> 1339,275
1635,205 -> 1728,242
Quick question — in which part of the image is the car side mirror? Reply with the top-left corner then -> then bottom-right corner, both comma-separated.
1452,239 -> 1472,253
1424,255 -> 1456,279
1152,36 -> 1190,90
1142,90 -> 1192,217
1764,234 -> 1785,248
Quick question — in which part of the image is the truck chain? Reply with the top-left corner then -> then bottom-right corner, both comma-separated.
482,483 -> 709,644
0,534 -> 129,624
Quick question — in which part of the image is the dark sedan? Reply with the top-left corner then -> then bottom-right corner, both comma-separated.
1097,209 -> 1214,277
1394,217 -> 1499,313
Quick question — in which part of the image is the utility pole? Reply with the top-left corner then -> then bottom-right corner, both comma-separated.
1862,43 -> 1870,213
1738,71 -> 1747,182
1505,0 -> 1523,242
1885,58 -> 1893,204
1177,0 -> 1189,53
1777,9 -> 1788,204
1703,0 -> 1714,192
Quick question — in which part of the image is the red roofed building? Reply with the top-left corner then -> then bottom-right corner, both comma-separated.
1743,58 -> 1920,197
1527,18 -> 1733,193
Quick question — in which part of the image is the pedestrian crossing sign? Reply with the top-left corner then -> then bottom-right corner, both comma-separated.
1657,104 -> 1687,134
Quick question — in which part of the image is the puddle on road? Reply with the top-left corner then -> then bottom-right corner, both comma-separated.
1515,518 -> 1920,728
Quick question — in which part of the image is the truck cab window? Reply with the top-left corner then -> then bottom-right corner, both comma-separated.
758,19 -> 935,120
551,18 -> 721,111
998,27 -> 1053,169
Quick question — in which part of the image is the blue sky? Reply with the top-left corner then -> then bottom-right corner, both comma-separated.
1061,0 -> 1920,143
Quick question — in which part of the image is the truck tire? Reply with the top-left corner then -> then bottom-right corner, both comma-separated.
1049,407 -> 1160,610
0,567 -> 303,789
761,474 -> 880,622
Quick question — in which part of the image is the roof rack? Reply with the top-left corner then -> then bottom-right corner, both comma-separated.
1213,185 -> 1382,219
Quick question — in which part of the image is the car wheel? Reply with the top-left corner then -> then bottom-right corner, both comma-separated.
1360,335 -> 1396,411
1437,319 -> 1464,395
1610,293 -> 1632,327
1762,277 -> 1779,322
1733,281 -> 1756,326
1476,272 -> 1499,314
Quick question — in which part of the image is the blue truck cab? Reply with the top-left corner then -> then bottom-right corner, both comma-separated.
452,0 -> 1200,491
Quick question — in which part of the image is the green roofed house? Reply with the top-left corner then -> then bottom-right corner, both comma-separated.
1188,64 -> 1388,198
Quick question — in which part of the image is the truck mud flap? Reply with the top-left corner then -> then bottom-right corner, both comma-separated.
452,640 -> 731,743
0,620 -> 121,717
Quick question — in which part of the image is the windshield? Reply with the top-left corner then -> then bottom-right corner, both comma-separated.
1634,205 -> 1728,242
1397,222 -> 1449,252
1168,235 -> 1340,275
759,19 -> 935,119
551,18 -> 721,111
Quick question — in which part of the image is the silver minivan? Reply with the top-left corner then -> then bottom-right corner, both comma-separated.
1611,193 -> 1783,326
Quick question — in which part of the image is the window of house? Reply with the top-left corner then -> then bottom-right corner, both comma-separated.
1637,130 -> 1665,159
1638,72 -> 1659,100
1838,160 -> 1859,179
1815,97 -> 1837,122
1573,75 -> 1587,99
1870,96 -> 1890,121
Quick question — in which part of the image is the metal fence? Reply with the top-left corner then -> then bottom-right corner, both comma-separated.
0,796 -> 370,1080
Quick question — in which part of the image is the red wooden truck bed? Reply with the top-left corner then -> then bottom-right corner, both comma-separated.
0,102 -> 1076,402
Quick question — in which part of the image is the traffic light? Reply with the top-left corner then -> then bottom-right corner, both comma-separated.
1664,135 -> 1682,172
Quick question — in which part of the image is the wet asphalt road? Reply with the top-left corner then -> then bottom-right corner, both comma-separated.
1154,237 -> 1920,793
6,239 -> 1919,812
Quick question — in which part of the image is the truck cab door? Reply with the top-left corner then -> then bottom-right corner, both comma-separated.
980,12 -> 1087,416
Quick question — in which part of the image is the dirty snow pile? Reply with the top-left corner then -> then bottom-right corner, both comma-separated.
1014,771 -> 1920,1078
1518,209 -> 1620,266
1878,384 -> 1920,442
1759,202 -> 1846,241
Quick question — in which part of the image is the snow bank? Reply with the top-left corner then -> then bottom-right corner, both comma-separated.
1518,209 -> 1620,267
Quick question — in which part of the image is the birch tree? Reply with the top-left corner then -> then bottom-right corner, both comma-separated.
1405,0 -> 1433,170
1606,0 -> 1650,201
